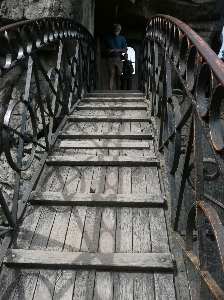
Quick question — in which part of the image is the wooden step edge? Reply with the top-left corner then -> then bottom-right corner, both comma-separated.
82,98 -> 145,102
59,141 -> 151,149
68,116 -> 151,122
4,249 -> 174,272
76,107 -> 147,111
46,155 -> 159,166
29,192 -> 165,207
58,133 -> 154,140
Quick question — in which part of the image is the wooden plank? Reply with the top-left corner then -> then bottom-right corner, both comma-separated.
73,270 -> 95,300
80,206 -> 102,252
68,116 -> 150,122
47,206 -> 71,252
64,206 -> 87,252
0,267 -> 21,300
32,269 -> 57,300
132,167 -> 147,194
64,165 -> 95,252
94,167 -> 116,299
60,140 -> 150,149
77,103 -> 146,110
154,273 -> 176,300
29,193 -> 164,208
93,272 -> 113,300
12,269 -> 39,300
90,166 -> 107,193
145,167 -> 162,195
148,208 -> 170,253
114,273 -> 134,300
4,249 -> 173,271
52,270 -> 76,300
133,208 -> 151,253
133,273 -> 155,300
11,205 -> 42,249
46,155 -> 158,166
58,131 -> 153,139
85,92 -> 143,98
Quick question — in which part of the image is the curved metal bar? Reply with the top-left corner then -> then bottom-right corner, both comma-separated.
154,15 -> 224,85
139,14 -> 224,299
197,201 -> 224,271
0,17 -> 95,229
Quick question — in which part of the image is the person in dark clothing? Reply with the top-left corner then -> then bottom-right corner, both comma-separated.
221,50 -> 224,62
122,53 -> 134,90
104,24 -> 128,90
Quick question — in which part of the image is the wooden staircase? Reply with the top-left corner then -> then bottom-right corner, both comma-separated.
0,91 -> 176,299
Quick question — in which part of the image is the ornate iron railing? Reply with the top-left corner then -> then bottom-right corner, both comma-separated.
0,17 -> 95,253
139,15 -> 224,299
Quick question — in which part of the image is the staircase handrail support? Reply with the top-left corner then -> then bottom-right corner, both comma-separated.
139,14 -> 224,299
0,17 -> 96,260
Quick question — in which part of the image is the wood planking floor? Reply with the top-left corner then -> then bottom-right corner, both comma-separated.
0,92 -> 176,300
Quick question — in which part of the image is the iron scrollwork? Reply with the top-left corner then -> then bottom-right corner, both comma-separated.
0,18 -> 95,238
139,15 -> 224,299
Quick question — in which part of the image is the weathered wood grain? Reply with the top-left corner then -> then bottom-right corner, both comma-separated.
68,115 -> 150,122
85,92 -> 143,98
154,273 -> 176,300
148,208 -> 170,253
58,131 -> 153,139
64,206 -> 87,252
114,273 -> 134,300
93,272 -> 113,300
46,155 -> 158,166
133,273 -> 155,300
73,270 -> 95,300
77,103 -> 146,110
52,270 -> 76,300
12,269 -> 39,300
4,249 -> 173,270
32,269 -> 57,300
47,206 -> 71,252
29,192 -> 164,207
133,208 -> 151,253
60,140 -> 151,149
12,205 -> 42,249
80,206 -> 102,253
0,267 -> 21,300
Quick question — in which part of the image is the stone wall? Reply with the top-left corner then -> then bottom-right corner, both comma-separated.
0,0 -> 95,35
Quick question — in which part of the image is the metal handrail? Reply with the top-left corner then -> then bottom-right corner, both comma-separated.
139,14 -> 224,299
0,17 -> 95,252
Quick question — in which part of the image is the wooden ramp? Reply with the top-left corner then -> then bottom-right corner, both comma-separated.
0,91 -> 176,299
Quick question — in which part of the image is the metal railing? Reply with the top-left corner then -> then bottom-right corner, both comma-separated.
0,17 -> 95,253
139,14 -> 224,299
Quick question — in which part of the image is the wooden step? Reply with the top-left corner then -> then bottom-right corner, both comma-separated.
4,249 -> 173,271
76,103 -> 146,110
68,115 -> 151,122
29,192 -> 165,207
46,155 -> 159,166
59,141 -> 151,149
86,92 -> 143,98
58,131 -> 153,139
82,98 -> 144,103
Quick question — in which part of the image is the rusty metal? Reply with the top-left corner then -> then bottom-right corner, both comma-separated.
139,15 -> 224,299
0,17 -> 95,246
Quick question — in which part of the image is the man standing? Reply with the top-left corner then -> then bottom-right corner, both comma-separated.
104,24 -> 128,90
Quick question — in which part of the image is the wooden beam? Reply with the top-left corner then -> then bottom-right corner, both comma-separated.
82,97 -> 144,102
4,249 -> 173,271
68,116 -> 151,122
46,155 -> 159,166
76,103 -> 146,110
59,141 -> 150,149
58,132 -> 153,140
29,192 -> 165,207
